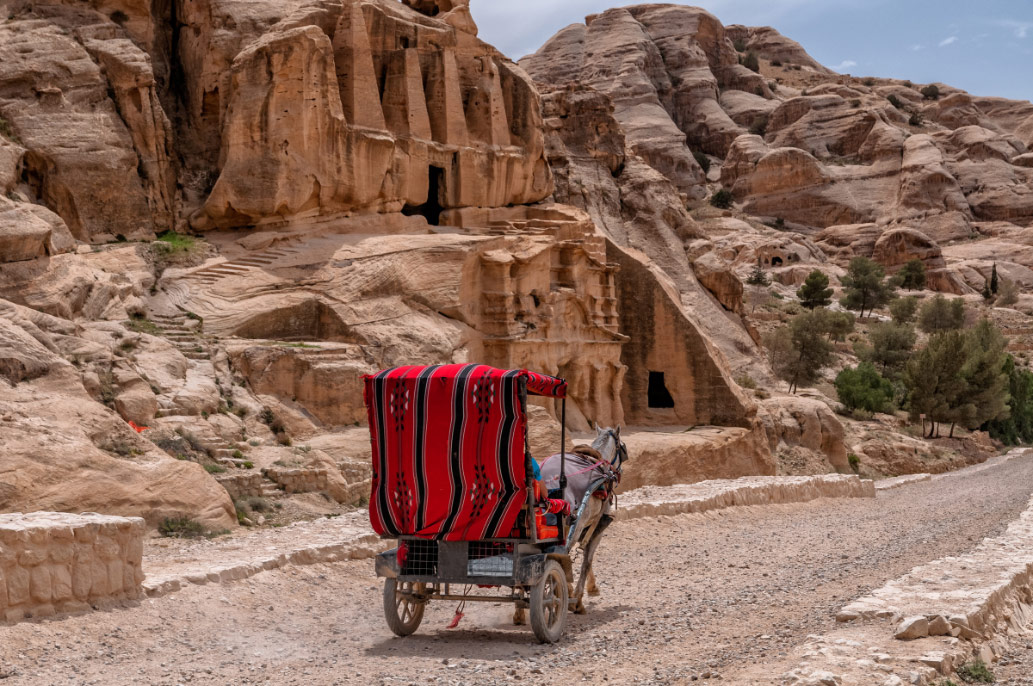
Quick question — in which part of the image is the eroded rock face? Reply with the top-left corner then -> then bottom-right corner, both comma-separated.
194,0 -> 551,228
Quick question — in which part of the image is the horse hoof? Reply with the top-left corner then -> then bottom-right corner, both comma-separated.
512,610 -> 526,626
574,603 -> 587,615
587,587 -> 600,597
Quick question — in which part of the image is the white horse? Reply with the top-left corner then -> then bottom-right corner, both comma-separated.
515,426 -> 628,622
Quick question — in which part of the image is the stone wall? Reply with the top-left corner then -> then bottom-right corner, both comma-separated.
262,467 -> 330,495
215,473 -> 265,501
0,512 -> 145,623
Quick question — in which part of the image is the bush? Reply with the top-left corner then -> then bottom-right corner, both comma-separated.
955,658 -> 993,682
909,112 -> 923,127
921,84 -> 940,100
770,59 -> 782,67
835,363 -> 895,414
746,259 -> 769,286
917,295 -> 965,333
710,189 -> 734,209
735,374 -> 757,390
247,496 -> 272,512
740,51 -> 760,73
847,453 -> 861,473
889,296 -> 919,324
124,316 -> 162,336
0,116 -> 19,143
232,449 -> 244,459
768,81 -> 778,91
887,94 -> 904,109
862,78 -> 876,87
158,517 -> 206,539
693,150 -> 710,174
732,38 -> 747,52
204,463 -> 226,474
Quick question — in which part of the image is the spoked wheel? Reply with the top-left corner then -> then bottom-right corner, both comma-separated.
529,560 -> 568,643
383,579 -> 426,637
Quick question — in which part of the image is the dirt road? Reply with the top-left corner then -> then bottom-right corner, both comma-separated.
3,456 -> 1033,685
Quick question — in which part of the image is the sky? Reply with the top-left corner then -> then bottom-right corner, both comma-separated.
472,0 -> 1033,102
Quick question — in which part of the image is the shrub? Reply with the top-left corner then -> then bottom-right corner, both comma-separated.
903,80 -> 913,88
740,51 -> 760,73
917,295 -> 965,333
921,84 -> 940,100
693,150 -> 710,174
889,296 -> 919,324
0,116 -> 20,143
887,94 -> 904,109
732,38 -> 747,52
835,363 -> 895,414
746,259 -> 770,286
204,463 -> 226,474
850,99 -> 861,108
909,112 -> 923,127
735,374 -> 757,390
955,658 -> 993,682
232,449 -> 244,459
997,278 -> 1019,307
768,81 -> 778,91
124,316 -> 161,336
862,78 -> 876,87
158,517 -> 206,539
247,496 -> 272,512
847,453 -> 860,473
770,59 -> 782,67
242,461 -> 254,469
710,189 -> 734,209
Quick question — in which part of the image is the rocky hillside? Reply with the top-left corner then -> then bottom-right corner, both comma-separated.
0,0 -> 1028,527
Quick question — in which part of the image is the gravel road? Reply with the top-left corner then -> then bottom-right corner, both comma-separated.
3,456 -> 1033,686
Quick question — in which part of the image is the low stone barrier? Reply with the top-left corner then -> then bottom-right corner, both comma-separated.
215,473 -> 264,500
1,512 -> 145,623
262,467 -> 329,494
617,474 -> 875,521
874,473 -> 932,491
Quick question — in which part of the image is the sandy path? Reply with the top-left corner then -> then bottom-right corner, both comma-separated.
3,456 -> 1033,685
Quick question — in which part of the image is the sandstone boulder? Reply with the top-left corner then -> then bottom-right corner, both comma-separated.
693,252 -> 743,314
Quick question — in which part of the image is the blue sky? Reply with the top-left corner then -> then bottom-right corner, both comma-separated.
472,1 -> 1033,102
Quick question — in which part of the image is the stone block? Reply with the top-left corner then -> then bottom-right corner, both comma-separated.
6,565 -> 30,606
29,565 -> 52,603
71,560 -> 92,601
51,564 -> 72,602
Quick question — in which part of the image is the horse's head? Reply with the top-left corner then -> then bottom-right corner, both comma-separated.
590,426 -> 629,478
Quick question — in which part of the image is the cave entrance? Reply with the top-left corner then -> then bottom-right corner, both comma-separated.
771,256 -> 783,267
403,165 -> 445,225
647,371 -> 675,409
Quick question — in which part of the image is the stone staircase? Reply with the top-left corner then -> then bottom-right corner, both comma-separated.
148,311 -> 211,363
180,246 -> 300,287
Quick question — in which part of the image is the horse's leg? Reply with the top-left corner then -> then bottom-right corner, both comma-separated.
513,606 -> 526,625
572,513 -> 613,613
586,567 -> 599,596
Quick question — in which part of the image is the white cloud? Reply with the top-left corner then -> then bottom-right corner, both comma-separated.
939,36 -> 958,47
996,19 -> 1033,38
910,44 -> 924,51
831,59 -> 858,71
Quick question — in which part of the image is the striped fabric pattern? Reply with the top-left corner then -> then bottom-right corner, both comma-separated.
363,365 -> 565,541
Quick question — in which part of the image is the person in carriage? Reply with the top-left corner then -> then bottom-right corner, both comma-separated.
363,363 -> 628,643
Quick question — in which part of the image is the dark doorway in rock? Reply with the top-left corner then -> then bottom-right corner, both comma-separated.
771,256 -> 783,267
403,165 -> 445,225
647,371 -> 675,409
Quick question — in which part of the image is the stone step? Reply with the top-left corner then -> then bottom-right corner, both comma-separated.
217,458 -> 249,467
211,448 -> 237,458
184,352 -> 211,360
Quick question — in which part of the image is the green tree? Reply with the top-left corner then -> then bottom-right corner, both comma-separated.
796,270 -> 833,309
859,322 -> 916,379
746,258 -> 770,286
903,331 -> 968,438
917,295 -> 966,333
921,84 -> 940,100
897,259 -> 926,291
839,257 -> 895,318
956,319 -> 1009,434
982,279 -> 993,301
986,356 -> 1033,445
889,296 -> 919,324
835,363 -> 895,415
693,150 -> 710,174
740,51 -> 760,72
765,310 -> 835,394
825,310 -> 855,342
991,263 -> 999,295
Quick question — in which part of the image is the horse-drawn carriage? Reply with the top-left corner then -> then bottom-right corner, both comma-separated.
363,364 -> 627,643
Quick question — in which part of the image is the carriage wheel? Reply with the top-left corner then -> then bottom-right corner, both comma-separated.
529,560 -> 568,643
383,579 -> 426,637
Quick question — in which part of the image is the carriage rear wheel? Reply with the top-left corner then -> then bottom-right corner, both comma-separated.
529,560 -> 568,643
383,579 -> 426,637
